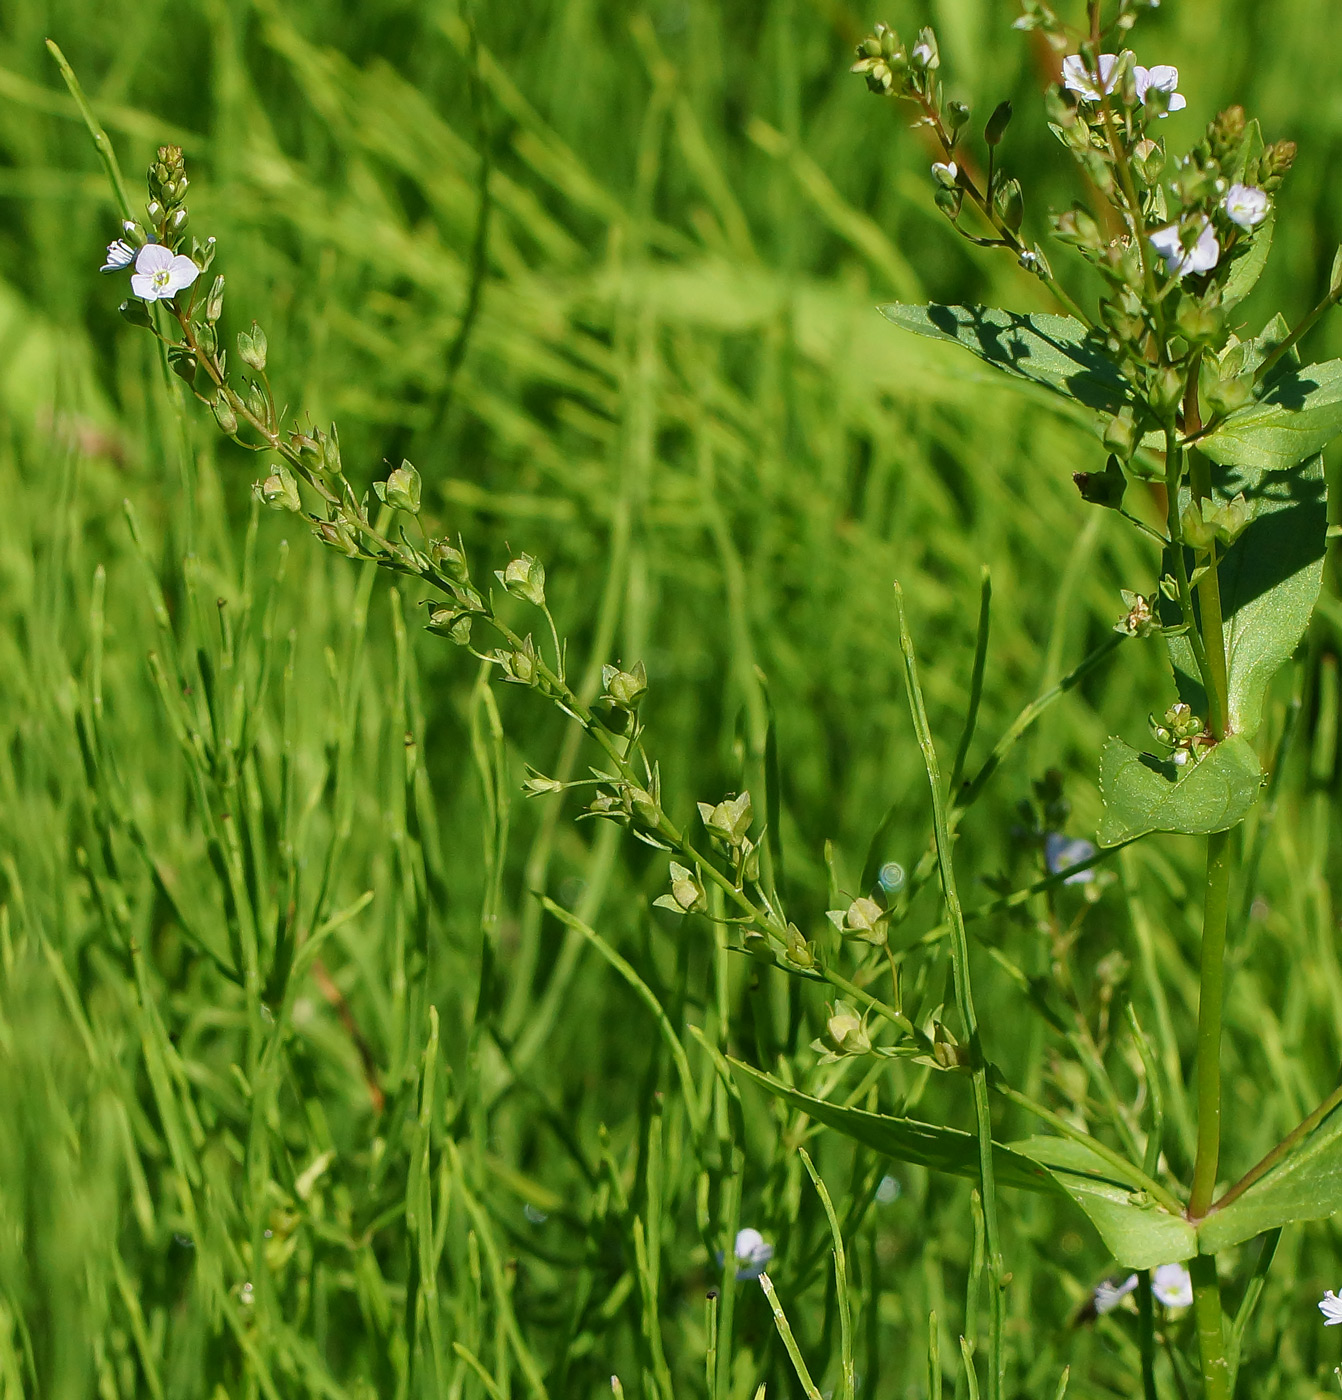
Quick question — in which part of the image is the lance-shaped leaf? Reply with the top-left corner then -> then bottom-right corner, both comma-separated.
1199,360 -> 1342,471
731,1060 -> 1195,1268
878,303 -> 1131,414
1161,454 -> 1327,740
1097,734 -> 1264,846
1197,1096 -> 1342,1254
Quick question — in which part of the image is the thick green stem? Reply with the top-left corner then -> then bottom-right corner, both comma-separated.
1189,827 -> 1232,1218
1189,1254 -> 1231,1400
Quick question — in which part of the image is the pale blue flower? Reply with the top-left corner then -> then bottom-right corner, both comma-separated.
1046,833 -> 1097,885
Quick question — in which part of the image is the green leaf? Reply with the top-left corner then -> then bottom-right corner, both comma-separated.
730,1058 -> 1049,1190
1199,360 -> 1342,471
1221,209 -> 1273,310
1013,1136 -> 1196,1269
1097,734 -> 1264,846
878,303 -> 1130,414
1198,1099 -> 1342,1254
1162,453 -> 1327,739
731,1061 -> 1196,1269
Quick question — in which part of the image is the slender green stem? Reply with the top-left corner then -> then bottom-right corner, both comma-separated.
1189,1254 -> 1230,1400
1189,827 -> 1232,1219
1184,369 -> 1230,742
1211,1081 -> 1342,1214
895,586 -> 1005,1400
1136,1273 -> 1159,1400
991,1079 -> 1182,1214
1162,431 -> 1215,704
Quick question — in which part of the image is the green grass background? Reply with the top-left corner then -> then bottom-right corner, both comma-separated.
2,0 -> 1342,1396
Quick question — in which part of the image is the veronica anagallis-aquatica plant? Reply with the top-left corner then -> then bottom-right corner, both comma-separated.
58,0 -> 1342,1390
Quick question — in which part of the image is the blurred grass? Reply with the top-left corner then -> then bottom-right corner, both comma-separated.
1,1 -> 1342,1397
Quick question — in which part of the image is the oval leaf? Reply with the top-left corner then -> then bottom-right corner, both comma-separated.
1199,359 -> 1342,471
1097,734 -> 1264,847
1013,1136 -> 1195,1269
878,303 -> 1131,414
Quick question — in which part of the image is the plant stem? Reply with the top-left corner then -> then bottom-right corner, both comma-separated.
895,586 -> 1005,1400
1183,370 -> 1230,742
1189,1254 -> 1231,1400
1137,1272 -> 1159,1400
1189,826 -> 1232,1219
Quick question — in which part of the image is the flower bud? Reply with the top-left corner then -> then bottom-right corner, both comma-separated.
601,660 -> 647,711
1209,105 -> 1246,165
522,772 -> 566,796
498,637 -> 540,685
934,185 -> 964,218
826,895 -> 888,946
255,464 -> 300,513
212,395 -> 239,436
206,275 -> 225,325
1051,204 -> 1101,251
946,101 -> 971,133
380,461 -> 421,514
1181,500 -> 1217,550
697,791 -> 753,848
1102,413 -> 1138,460
429,536 -> 470,581
995,177 -> 1024,233
984,100 -> 1013,147
1258,139 -> 1296,191
1148,365 -> 1185,420
497,552 -> 546,606
823,1002 -> 871,1056
930,160 -> 959,189
315,516 -> 362,557
168,208 -> 189,238
237,321 -> 268,372
663,861 -> 707,913
1175,298 -> 1224,346
427,607 -> 473,645
784,923 -> 816,971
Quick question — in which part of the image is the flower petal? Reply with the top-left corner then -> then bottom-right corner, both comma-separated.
134,243 -> 173,275
130,272 -> 162,301
165,255 -> 202,293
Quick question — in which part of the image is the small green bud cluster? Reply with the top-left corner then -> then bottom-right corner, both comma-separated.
1149,702 -> 1207,764
145,143 -> 191,245
852,22 -> 1037,261
1114,589 -> 1159,639
1180,493 -> 1253,551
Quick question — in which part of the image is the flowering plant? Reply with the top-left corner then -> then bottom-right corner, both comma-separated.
71,0 -> 1342,1395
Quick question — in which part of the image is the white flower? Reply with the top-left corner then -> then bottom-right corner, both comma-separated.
730,1227 -> 774,1280
931,161 -> 959,188
1046,834 -> 1097,885
100,238 -> 136,273
1063,53 -> 1185,113
1149,218 -> 1220,277
1152,1263 -> 1193,1309
1133,64 -> 1186,114
1062,53 -> 1121,100
1222,183 -> 1270,229
911,42 -> 937,69
130,243 -> 201,302
1094,1274 -> 1139,1315
1320,1290 -> 1342,1326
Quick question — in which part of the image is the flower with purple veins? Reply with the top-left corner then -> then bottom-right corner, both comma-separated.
130,243 -> 201,302
100,239 -> 136,273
